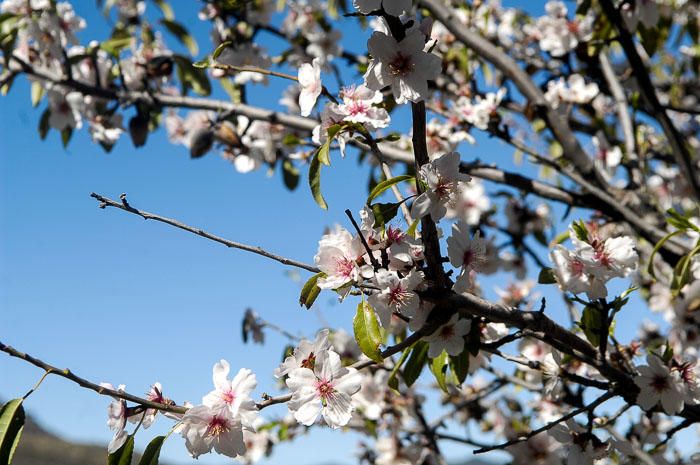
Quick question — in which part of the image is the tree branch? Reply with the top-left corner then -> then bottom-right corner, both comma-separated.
90,193 -> 320,273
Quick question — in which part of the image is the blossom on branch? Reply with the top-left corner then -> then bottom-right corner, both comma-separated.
286,349 -> 362,428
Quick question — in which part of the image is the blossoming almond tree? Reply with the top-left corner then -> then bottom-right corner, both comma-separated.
2,1 -> 700,465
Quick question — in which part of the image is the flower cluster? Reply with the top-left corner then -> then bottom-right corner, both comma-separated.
550,221 -> 638,300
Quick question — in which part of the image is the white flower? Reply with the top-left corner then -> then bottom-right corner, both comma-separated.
202,360 -> 258,430
411,152 -> 470,221
368,269 -> 424,328
354,0 -> 412,17
286,349 -> 362,428
447,223 -> 489,292
592,136 -> 622,179
549,420 -> 608,465
364,28 -> 441,104
577,235 -> 638,282
634,355 -> 685,414
542,351 -> 564,399
534,1 -> 593,57
447,180 -> 490,225
298,58 -> 323,117
275,329 -> 331,378
550,245 -> 605,299
180,405 -> 246,459
338,84 -> 390,129
454,89 -> 506,130
424,314 -> 471,358
314,226 -> 365,289
353,370 -> 389,420
100,383 -> 128,454
545,74 -> 599,109
47,89 -> 84,130
313,103 -> 350,157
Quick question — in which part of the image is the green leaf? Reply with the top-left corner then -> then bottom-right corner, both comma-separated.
30,81 -> 44,107
353,301 -> 383,362
406,218 -> 420,238
100,36 -> 132,56
160,20 -> 198,56
387,345 -> 412,391
666,208 -> 700,232
647,229 -> 683,279
299,272 -> 324,309
366,175 -> 414,204
282,160 -> 300,191
38,109 -> 50,140
137,436 -> 166,465
173,55 -> 211,96
403,341 -> 428,387
308,150 -> 328,210
192,59 -> 209,68
0,399 -> 25,465
371,202 -> 400,228
571,220 -> 588,242
61,127 -> 73,148
580,305 -> 605,347
430,351 -> 450,392
449,347 -> 470,385
538,267 -> 557,285
108,435 -> 134,465
153,0 -> 174,20
212,41 -> 232,60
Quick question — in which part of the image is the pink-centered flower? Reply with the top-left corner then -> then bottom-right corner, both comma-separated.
286,349 -> 362,428
202,360 -> 258,430
180,405 -> 246,459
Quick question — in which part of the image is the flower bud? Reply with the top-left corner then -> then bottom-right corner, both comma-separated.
128,114 -> 149,147
189,128 -> 214,158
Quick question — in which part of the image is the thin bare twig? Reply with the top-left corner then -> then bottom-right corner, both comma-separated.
473,391 -> 615,454
90,193 -> 320,273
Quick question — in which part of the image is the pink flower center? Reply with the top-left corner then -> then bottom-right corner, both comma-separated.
435,178 -> 452,198
439,324 -> 455,339
388,52 -> 415,76
206,415 -> 231,437
388,285 -> 410,309
347,101 -> 369,116
314,379 -> 335,400
221,389 -> 236,405
335,257 -> 356,278
570,258 -> 585,276
650,374 -> 669,393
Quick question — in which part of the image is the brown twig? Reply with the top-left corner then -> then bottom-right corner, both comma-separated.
90,193 -> 320,273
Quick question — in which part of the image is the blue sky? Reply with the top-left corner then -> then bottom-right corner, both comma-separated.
1,1 -> 689,464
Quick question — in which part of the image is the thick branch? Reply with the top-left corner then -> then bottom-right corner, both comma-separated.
598,0 -> 700,200
418,0 -> 604,185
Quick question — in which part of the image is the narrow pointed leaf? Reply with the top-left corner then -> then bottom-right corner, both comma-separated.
138,436 -> 166,465
299,272 -> 324,309
0,399 -> 25,465
308,151 -> 328,210
367,175 -> 414,203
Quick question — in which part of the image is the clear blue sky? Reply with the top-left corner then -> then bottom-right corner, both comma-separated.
0,2 -> 682,464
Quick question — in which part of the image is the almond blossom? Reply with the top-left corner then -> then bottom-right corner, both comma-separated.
530,1 -> 593,57
364,27 -> 441,104
202,360 -> 258,430
275,329 -> 331,378
544,75 -> 599,109
298,58 -> 323,117
424,314 -> 471,358
368,268 -> 424,328
337,84 -> 390,129
447,222 -> 490,293
549,420 -> 608,465
634,354 -> 685,414
100,383 -> 129,453
411,151 -> 471,221
314,226 -> 366,290
286,349 -> 362,428
180,404 -> 246,459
